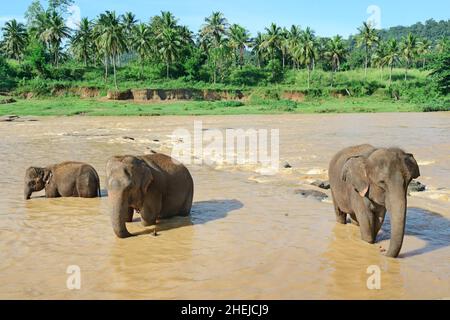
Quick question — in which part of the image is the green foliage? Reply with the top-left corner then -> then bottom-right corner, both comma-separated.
429,50 -> 450,95
0,56 -> 17,91
229,65 -> 267,86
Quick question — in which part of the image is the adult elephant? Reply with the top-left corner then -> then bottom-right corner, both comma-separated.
106,152 -> 194,238
329,144 -> 420,258
24,162 -> 100,200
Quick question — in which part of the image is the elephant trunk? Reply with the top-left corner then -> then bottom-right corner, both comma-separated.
385,189 -> 407,258
110,193 -> 133,238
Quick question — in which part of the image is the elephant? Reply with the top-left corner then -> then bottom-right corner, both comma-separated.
328,144 -> 420,258
24,162 -> 101,200
106,152 -> 194,238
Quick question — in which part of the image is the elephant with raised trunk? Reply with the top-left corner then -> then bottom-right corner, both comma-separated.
106,152 -> 194,238
24,162 -> 100,200
329,144 -> 420,258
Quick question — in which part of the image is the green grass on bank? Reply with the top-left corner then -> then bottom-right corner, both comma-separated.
0,96 -> 424,116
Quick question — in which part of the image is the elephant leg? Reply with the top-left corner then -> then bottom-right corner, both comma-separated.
45,184 -> 60,198
126,207 -> 134,223
355,207 -> 376,244
349,213 -> 359,226
141,190 -> 162,227
333,201 -> 347,224
374,209 -> 386,238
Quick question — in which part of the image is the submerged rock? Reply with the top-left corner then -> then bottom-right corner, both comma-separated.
283,161 -> 292,169
311,180 -> 330,190
122,136 -> 135,141
295,189 -> 329,201
408,180 -> 426,193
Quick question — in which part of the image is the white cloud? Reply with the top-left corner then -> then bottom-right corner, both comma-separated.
66,5 -> 81,29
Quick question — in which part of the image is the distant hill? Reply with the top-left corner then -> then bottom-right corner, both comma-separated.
379,19 -> 450,43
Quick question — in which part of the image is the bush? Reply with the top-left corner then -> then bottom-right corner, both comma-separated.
215,100 -> 245,108
0,57 -> 16,91
229,65 -> 267,86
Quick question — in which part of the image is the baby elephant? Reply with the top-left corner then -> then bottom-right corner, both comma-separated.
329,144 -> 420,258
24,162 -> 101,200
106,152 -> 194,238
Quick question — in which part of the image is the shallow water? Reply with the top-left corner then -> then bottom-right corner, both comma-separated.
0,113 -> 449,299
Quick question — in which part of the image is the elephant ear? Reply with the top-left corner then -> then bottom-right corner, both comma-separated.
341,157 -> 369,197
404,153 -> 420,180
138,160 -> 154,194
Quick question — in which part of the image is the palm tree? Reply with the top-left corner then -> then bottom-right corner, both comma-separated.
287,25 -> 302,69
1,19 -> 28,60
71,17 -> 92,66
41,10 -> 71,67
325,35 -> 346,86
95,11 -> 127,89
262,23 -> 282,61
384,39 -> 401,85
417,38 -> 432,68
200,12 -> 228,46
294,28 -> 318,89
158,28 -> 183,79
251,32 -> 265,68
229,24 -> 250,67
280,28 -> 290,69
121,12 -> 137,48
200,12 -> 228,83
372,40 -> 388,80
401,33 -> 418,81
132,23 -> 152,77
357,22 -> 379,78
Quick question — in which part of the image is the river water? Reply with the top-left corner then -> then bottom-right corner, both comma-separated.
0,113 -> 449,299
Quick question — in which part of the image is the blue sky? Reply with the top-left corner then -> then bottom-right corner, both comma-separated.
1,0 -> 449,37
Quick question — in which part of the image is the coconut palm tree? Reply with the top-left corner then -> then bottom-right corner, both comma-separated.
287,25 -> 302,69
200,12 -> 229,83
356,22 -> 379,78
41,10 -> 71,67
71,17 -> 92,66
200,12 -> 228,46
251,32 -> 265,68
326,35 -> 346,73
262,23 -> 282,61
1,19 -> 28,60
372,40 -> 388,80
384,39 -> 401,85
95,11 -> 127,88
294,28 -> 318,89
401,33 -> 418,81
157,25 -> 183,79
417,38 -> 432,68
325,35 -> 346,86
132,23 -> 152,76
121,12 -> 138,54
229,24 -> 250,67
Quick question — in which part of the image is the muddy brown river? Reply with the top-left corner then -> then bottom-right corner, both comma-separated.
0,113 -> 449,299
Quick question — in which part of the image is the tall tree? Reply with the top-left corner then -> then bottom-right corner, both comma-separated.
122,12 -> 138,52
262,23 -> 282,61
157,27 -> 183,78
1,19 -> 28,60
294,28 -> 318,89
357,22 -> 379,78
71,17 -> 92,66
41,10 -> 71,67
200,12 -> 229,83
384,39 -> 401,84
132,23 -> 152,76
401,33 -> 418,80
287,25 -> 302,69
95,11 -> 127,88
417,38 -> 432,68
229,24 -> 250,67
251,32 -> 265,68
